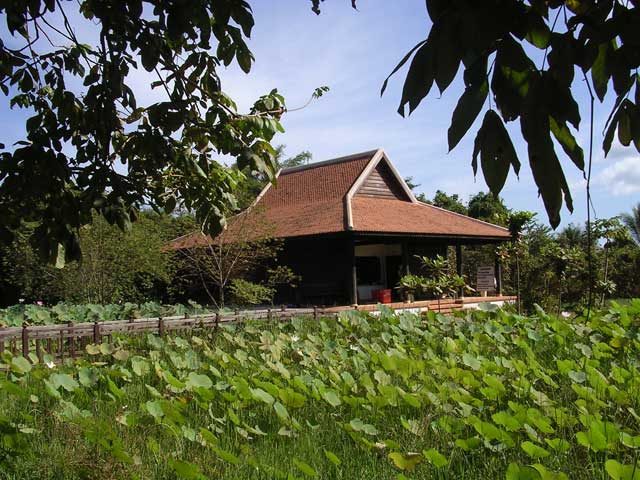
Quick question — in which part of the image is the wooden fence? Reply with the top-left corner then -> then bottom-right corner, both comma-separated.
0,307 -> 320,362
0,296 -> 515,362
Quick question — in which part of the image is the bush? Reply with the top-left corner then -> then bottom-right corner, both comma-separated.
229,279 -> 275,306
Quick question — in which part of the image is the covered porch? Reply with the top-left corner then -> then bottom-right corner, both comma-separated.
346,233 -> 507,306
278,231 -> 510,307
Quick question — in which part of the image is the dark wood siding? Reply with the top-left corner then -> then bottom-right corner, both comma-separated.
356,162 -> 411,200
276,236 -> 352,306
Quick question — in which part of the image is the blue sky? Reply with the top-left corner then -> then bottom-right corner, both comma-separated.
2,1 -> 639,229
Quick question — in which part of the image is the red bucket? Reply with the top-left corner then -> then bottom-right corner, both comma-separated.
374,289 -> 392,304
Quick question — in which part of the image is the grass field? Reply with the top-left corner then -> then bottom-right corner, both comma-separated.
1,301 -> 640,479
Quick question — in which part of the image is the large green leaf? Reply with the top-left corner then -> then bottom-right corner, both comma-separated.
591,42 -> 613,102
422,448 -> 448,468
521,441 -> 550,459
397,37 -> 435,116
433,16 -> 461,93
49,373 -> 79,392
186,372 -> 213,390
168,459 -> 207,480
549,116 -> 584,171
448,80 -> 489,151
293,458 -> 318,478
472,110 -> 521,196
520,79 -> 573,228
388,452 -> 423,472
10,356 -> 31,375
605,459 -> 640,480
492,37 -> 535,122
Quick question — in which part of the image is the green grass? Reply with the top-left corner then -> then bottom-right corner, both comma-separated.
1,300 -> 640,479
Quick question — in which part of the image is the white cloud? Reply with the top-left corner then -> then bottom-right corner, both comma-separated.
594,156 -> 640,196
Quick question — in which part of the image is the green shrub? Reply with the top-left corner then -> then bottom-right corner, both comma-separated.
229,279 -> 275,306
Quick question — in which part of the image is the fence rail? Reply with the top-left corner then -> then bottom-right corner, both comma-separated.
0,307 -> 321,361
0,296 -> 516,362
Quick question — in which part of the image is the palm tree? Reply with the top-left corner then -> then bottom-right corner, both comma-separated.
557,223 -> 584,248
621,203 -> 640,245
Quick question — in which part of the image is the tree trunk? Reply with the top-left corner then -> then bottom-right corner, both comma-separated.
516,254 -> 521,315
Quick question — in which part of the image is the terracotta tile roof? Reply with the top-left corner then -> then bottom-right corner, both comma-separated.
351,197 -> 510,238
261,154 -> 373,209
167,148 -> 510,249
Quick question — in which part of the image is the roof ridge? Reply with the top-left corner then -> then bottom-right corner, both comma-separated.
417,201 -> 511,233
280,148 -> 380,174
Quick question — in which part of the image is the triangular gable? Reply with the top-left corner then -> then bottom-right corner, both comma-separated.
345,149 -> 416,229
356,161 -> 412,201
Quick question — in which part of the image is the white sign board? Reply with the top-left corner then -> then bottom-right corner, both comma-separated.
477,265 -> 496,292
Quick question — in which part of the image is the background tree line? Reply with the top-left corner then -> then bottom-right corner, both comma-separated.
407,179 -> 640,313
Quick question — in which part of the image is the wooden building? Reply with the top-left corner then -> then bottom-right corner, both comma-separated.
170,148 -> 511,306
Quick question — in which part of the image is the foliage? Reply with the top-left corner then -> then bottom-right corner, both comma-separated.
381,0 -> 640,228
227,266 -> 300,306
0,211 -> 188,306
397,254 -> 473,300
58,213 -> 176,304
174,208 -> 287,308
431,190 -> 468,215
0,301 -> 209,328
395,273 -> 424,300
419,189 -> 639,311
0,224 -> 58,304
468,192 -> 510,226
0,1 -> 316,265
621,203 -> 640,245
229,279 -> 275,306
1,302 -> 640,478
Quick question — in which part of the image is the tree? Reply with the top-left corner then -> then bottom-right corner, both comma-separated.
467,192 -> 509,225
0,224 -> 58,306
174,207 -> 284,308
621,203 -> 640,245
502,210 -> 536,313
590,216 -> 632,304
57,212 -> 177,304
0,211 -> 184,306
0,2 -> 330,265
381,0 -> 640,228
425,190 -> 468,215
278,147 -> 312,169
557,223 -> 585,248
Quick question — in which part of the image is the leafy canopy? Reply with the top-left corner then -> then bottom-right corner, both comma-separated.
0,1 -> 330,266
381,0 -> 640,228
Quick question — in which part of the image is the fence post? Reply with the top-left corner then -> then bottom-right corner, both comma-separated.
0,338 -> 4,355
35,338 -> 43,362
93,321 -> 100,344
67,322 -> 75,358
281,305 -> 286,312
59,327 -> 64,360
215,312 -> 220,332
158,317 -> 165,337
267,308 -> 272,321
21,325 -> 29,358
313,306 -> 318,320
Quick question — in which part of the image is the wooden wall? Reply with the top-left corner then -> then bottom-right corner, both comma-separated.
356,162 -> 410,200
276,236 -> 351,306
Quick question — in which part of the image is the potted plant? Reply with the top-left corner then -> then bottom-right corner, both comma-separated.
396,274 -> 423,303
